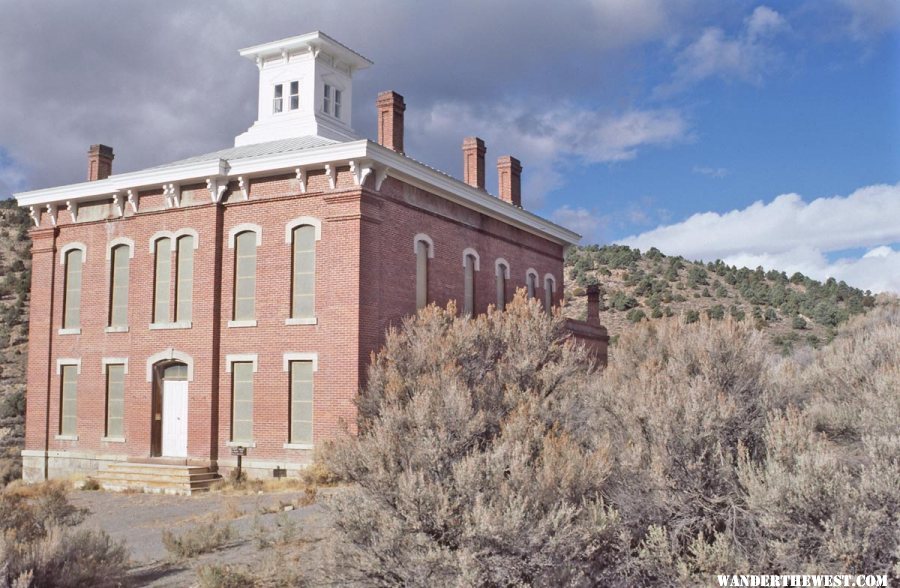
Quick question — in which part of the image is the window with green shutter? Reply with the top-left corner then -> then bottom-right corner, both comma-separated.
290,361 -> 314,444
153,238 -> 171,323
105,364 -> 125,438
233,232 -> 257,321
109,245 -> 130,327
60,365 -> 78,436
231,362 -> 254,442
291,225 -> 316,319
63,249 -> 83,329
175,235 -> 193,322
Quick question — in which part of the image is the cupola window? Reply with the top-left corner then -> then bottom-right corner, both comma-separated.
273,84 -> 283,113
290,81 -> 299,110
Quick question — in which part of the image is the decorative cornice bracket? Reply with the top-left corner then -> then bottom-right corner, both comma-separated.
66,200 -> 78,223
207,177 -> 228,204
46,203 -> 57,226
237,176 -> 250,201
350,159 -> 375,187
324,164 -> 336,190
28,205 -> 39,227
111,192 -> 124,217
127,189 -> 139,213
374,166 -> 390,191
163,183 -> 181,208
294,167 -> 307,194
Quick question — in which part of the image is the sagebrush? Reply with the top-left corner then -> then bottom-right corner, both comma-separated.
319,293 -> 899,586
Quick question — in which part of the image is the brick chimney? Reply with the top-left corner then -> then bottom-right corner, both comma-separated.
497,156 -> 522,207
87,144 -> 114,181
586,284 -> 601,326
462,137 -> 486,190
376,91 -> 405,153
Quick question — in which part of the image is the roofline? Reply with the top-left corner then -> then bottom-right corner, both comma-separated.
13,140 -> 580,246
239,31 -> 373,70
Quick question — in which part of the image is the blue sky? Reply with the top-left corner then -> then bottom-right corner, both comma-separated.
1,0 -> 898,291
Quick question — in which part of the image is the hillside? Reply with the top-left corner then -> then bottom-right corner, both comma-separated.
562,244 -> 877,352
0,199 -> 30,483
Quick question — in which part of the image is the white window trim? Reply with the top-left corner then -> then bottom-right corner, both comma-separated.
283,443 -> 314,450
59,242 -> 87,265
58,328 -> 81,336
544,273 -> 557,291
413,233 -> 435,258
56,358 -> 81,375
282,352 -> 318,373
285,217 -> 322,243
101,358 -> 129,374
495,258 -> 511,279
228,319 -> 258,328
228,223 -> 263,248
148,228 -> 199,253
149,321 -> 192,330
146,348 -> 194,382
462,248 -> 480,271
105,326 -> 129,333
226,354 -> 259,372
106,237 -> 135,260
226,440 -> 257,448
285,317 -> 318,326
526,268 -> 539,282
101,436 -> 126,443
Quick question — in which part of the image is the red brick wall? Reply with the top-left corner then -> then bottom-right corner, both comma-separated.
23,163 -> 565,476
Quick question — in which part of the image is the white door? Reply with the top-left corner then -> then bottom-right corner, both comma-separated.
162,380 -> 188,457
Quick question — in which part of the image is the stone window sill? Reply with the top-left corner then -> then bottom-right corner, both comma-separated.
227,320 -> 257,328
101,436 -> 126,443
149,321 -> 192,330
58,328 -> 81,335
55,434 -> 78,441
226,440 -> 257,448
283,443 -> 313,450
285,317 -> 317,326
105,326 -> 129,333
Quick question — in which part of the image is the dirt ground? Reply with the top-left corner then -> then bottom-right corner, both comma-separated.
70,486 -> 341,587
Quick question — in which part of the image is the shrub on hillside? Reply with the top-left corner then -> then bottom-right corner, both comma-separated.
0,482 -> 128,587
320,299 -> 900,585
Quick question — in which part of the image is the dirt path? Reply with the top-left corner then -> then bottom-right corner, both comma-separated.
71,488 -> 339,586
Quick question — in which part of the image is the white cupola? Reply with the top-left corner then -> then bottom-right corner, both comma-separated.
234,31 -> 373,147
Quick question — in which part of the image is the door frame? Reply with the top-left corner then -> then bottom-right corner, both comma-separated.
151,361 -> 189,457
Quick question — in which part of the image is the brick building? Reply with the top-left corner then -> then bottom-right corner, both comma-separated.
13,32 -> 606,488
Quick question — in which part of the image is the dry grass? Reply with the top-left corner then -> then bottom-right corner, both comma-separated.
161,516 -> 235,559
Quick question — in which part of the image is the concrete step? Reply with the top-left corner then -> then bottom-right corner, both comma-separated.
95,463 -> 222,495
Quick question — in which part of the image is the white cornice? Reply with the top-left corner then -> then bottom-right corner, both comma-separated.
13,139 -> 580,246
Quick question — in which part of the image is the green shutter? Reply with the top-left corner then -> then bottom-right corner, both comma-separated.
291,226 -> 315,318
290,361 -> 314,444
231,362 -> 254,442
176,236 -> 193,322
63,249 -> 83,329
60,365 -> 78,436
106,364 -> 125,438
234,232 -> 256,321
109,245 -> 130,327
153,238 -> 171,322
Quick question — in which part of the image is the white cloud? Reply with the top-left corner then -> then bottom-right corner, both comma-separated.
660,5 -> 787,93
411,101 -> 689,207
693,165 -> 729,178
837,0 -> 900,41
619,182 -> 900,293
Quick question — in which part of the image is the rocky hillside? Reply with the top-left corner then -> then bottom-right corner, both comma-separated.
0,199 -> 30,484
562,244 -> 877,353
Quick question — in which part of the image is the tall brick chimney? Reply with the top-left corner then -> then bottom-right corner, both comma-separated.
87,144 -> 114,181
586,284 -> 601,326
376,91 -> 405,153
462,137 -> 486,190
497,155 -> 522,207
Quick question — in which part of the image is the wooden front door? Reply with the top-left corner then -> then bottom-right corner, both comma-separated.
162,380 -> 188,457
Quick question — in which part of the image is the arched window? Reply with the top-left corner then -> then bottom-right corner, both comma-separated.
233,231 -> 257,322
463,249 -> 480,316
526,269 -> 538,299
414,234 -> 434,311
175,235 -> 194,322
544,274 -> 556,312
495,259 -> 510,310
62,248 -> 83,330
152,238 -> 171,323
108,244 -> 130,328
291,225 -> 316,320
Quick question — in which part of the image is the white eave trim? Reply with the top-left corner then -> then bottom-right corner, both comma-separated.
13,139 -> 580,246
